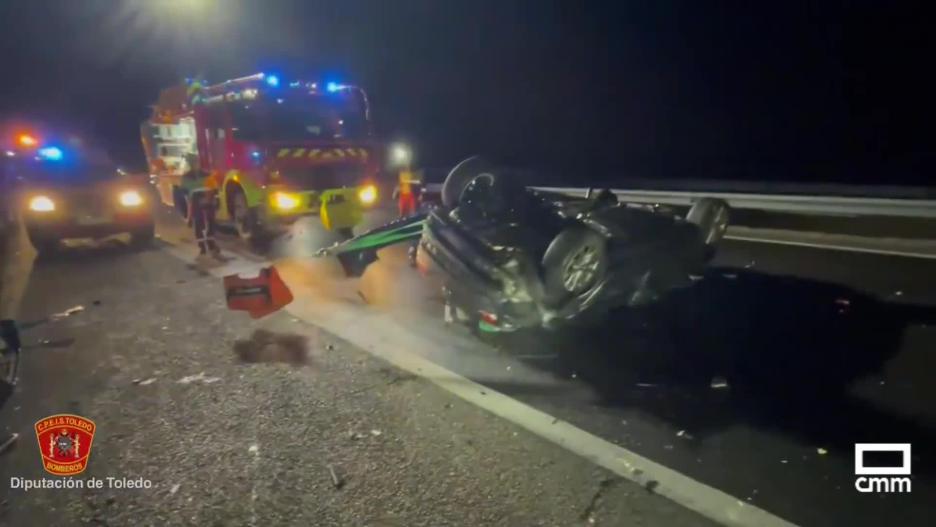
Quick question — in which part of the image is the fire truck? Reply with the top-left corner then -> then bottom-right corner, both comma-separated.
141,73 -> 383,241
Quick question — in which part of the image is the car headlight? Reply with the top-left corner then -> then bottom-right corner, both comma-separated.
358,184 -> 378,206
118,190 -> 144,207
272,192 -> 300,211
28,195 -> 55,212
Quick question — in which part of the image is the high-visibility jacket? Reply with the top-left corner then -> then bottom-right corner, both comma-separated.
398,169 -> 422,194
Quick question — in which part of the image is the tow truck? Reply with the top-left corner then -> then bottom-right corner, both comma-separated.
141,73 -> 385,241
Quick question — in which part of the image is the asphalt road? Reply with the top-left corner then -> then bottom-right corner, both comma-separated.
2,204 -> 934,526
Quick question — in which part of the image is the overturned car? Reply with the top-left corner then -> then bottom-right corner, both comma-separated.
322,157 -> 729,332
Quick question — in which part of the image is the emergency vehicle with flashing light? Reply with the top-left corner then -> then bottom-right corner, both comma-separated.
142,73 -> 393,242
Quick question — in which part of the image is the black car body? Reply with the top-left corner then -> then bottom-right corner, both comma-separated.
2,154 -> 155,253
324,157 -> 729,331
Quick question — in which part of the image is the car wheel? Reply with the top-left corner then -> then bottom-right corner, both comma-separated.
442,156 -> 499,208
686,198 -> 729,246
130,223 -> 156,248
541,227 -> 608,307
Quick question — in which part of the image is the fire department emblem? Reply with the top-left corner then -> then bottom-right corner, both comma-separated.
34,414 -> 96,476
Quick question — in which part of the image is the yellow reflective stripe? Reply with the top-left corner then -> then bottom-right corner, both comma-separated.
308,149 -> 321,159
333,149 -> 345,158
321,150 -> 333,159
358,148 -> 368,159
277,148 -> 291,158
292,148 -> 307,158
345,148 -> 357,157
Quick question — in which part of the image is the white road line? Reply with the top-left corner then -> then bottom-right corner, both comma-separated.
726,234 -> 936,260
160,242 -> 798,527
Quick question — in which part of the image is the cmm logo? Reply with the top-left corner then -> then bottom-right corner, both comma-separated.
854,443 -> 911,493
34,414 -> 96,476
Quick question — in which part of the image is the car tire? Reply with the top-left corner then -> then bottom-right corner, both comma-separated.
686,198 -> 729,246
541,227 -> 608,307
129,223 -> 156,248
442,156 -> 499,208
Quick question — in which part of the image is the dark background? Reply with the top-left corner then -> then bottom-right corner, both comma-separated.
1,0 -> 933,185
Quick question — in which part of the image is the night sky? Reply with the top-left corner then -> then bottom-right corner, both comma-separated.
1,0 -> 933,185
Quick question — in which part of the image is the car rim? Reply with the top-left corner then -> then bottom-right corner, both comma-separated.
561,244 -> 600,293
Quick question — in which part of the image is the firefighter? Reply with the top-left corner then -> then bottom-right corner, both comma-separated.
397,167 -> 422,217
180,153 -> 221,258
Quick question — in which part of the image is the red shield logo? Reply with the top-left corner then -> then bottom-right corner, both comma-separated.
34,414 -> 96,476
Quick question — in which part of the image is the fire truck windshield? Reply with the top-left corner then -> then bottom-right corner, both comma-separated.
230,96 -> 367,142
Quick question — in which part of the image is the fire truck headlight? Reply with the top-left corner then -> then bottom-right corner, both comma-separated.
358,184 -> 378,206
272,192 -> 300,211
119,190 -> 144,207
29,195 -> 56,212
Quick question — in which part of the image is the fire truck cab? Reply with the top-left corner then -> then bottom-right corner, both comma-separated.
142,73 -> 382,241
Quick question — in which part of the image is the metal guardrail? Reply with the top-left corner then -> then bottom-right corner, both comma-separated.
531,187 -> 936,218
423,182 -> 936,218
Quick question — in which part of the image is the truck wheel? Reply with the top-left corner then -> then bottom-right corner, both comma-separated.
541,227 -> 608,307
172,186 -> 189,221
29,233 -> 61,256
232,190 -> 264,242
129,223 -> 156,249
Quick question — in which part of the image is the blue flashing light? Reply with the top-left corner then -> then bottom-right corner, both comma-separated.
250,150 -> 262,160
326,81 -> 342,93
38,146 -> 63,161
265,75 -> 280,87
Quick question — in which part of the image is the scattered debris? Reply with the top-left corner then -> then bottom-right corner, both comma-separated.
710,376 -> 729,389
169,484 -> 180,495
133,378 -> 157,386
663,444 -> 674,450
894,290 -> 904,297
370,429 -> 382,437
571,372 -> 577,379
51,305 -> 84,320
506,365 -> 511,372
161,326 -> 169,331
92,300 -> 102,306
327,464 -> 344,489
744,260 -> 756,269
325,344 -> 335,351
676,430 -> 694,440
177,372 -> 221,385
780,459 -> 788,464
348,431 -> 366,441
688,274 -> 704,282
635,383 -> 658,388
443,403 -> 453,410
248,444 -> 259,455
834,298 -> 851,307
722,273 -> 738,279
817,448 -> 828,455
0,433 -> 18,455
